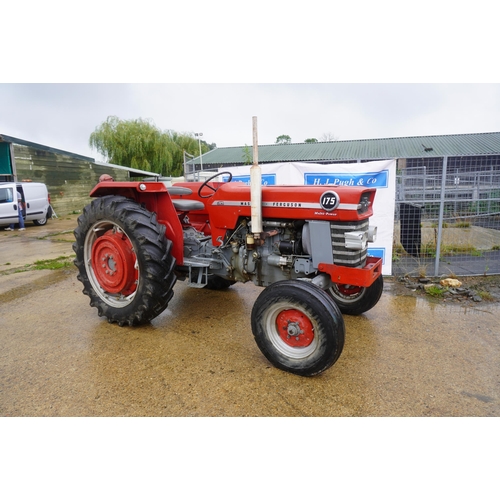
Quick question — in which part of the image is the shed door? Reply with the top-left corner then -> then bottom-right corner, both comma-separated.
0,143 -> 12,175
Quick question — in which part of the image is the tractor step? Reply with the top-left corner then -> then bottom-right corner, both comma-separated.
184,257 -> 210,288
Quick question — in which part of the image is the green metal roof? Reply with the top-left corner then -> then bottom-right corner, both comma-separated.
190,132 -> 500,167
0,133 -> 94,162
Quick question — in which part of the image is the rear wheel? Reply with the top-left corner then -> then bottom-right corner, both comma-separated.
327,275 -> 383,315
205,275 -> 236,290
33,217 -> 47,226
251,280 -> 345,376
73,195 -> 176,326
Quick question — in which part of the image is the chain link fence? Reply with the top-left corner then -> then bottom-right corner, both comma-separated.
393,155 -> 500,277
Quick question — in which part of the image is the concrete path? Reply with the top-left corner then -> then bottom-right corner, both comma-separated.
1,214 -> 499,416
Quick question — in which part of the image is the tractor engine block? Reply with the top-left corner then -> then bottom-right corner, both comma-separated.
181,217 -> 376,288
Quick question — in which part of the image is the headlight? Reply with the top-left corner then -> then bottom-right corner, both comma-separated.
367,226 -> 377,243
357,193 -> 372,214
344,231 -> 367,250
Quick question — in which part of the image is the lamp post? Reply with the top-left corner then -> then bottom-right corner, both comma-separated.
195,132 -> 203,172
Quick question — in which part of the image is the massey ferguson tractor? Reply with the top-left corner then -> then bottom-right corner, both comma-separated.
73,123 -> 383,377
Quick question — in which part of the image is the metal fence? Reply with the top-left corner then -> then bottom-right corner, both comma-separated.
393,155 -> 500,277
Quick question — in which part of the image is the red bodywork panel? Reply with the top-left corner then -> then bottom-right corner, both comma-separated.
319,257 -> 382,288
89,181 -> 382,286
170,181 -> 376,241
90,181 -> 186,265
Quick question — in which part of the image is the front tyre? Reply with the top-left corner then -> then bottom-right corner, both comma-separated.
73,195 -> 176,326
327,275 -> 384,315
251,280 -> 345,377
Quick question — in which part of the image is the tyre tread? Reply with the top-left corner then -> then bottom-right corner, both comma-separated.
73,195 -> 176,326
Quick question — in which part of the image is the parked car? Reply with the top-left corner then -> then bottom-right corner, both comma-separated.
0,182 -> 52,228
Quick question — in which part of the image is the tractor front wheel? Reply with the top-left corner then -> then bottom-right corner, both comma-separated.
251,280 -> 345,376
73,195 -> 176,326
327,275 -> 384,315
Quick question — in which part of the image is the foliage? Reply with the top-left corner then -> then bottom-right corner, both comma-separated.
425,285 -> 446,297
319,132 -> 338,142
89,116 -> 212,177
242,144 -> 253,165
304,138 -> 318,143
468,191 -> 500,214
275,134 -> 292,145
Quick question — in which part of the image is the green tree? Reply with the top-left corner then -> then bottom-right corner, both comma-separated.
320,132 -> 338,142
167,130 -> 202,176
275,134 -> 292,145
242,144 -> 253,165
304,138 -> 318,143
89,116 -> 212,177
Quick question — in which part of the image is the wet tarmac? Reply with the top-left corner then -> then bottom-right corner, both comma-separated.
1,216 -> 499,416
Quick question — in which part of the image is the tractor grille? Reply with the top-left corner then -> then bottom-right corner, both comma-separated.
330,220 -> 369,267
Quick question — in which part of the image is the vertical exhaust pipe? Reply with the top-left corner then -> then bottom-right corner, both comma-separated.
250,116 -> 263,237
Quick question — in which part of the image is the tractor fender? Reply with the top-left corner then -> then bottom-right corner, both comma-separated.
89,181 -> 185,265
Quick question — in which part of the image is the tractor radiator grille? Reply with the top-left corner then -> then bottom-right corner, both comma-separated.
330,220 -> 369,267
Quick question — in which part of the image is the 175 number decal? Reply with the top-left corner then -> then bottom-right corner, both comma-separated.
319,190 -> 340,211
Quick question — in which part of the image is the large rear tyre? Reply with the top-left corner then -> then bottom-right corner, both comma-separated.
327,275 -> 384,315
251,280 -> 345,377
73,195 -> 176,326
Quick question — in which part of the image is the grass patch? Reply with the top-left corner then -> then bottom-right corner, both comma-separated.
454,221 -> 471,228
32,256 -> 74,270
425,285 -> 446,298
37,230 -> 74,241
0,255 -> 75,276
478,290 -> 494,301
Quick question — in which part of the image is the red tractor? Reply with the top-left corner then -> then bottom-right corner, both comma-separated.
73,171 -> 383,376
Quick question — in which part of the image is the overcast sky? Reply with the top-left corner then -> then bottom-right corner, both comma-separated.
2,2 -> 498,163
2,83 -> 500,161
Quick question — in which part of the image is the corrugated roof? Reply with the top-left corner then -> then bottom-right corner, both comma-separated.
189,132 -> 500,166
1,133 -> 159,177
0,133 -> 95,162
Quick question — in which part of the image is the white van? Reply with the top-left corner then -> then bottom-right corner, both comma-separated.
0,182 -> 52,228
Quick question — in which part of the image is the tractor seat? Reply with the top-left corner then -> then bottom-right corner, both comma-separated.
172,199 -> 205,211
166,186 -> 204,211
167,186 -> 193,196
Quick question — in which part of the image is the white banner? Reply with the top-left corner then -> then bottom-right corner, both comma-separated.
220,160 -> 396,274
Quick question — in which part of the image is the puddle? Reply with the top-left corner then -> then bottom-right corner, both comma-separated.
412,296 -> 499,316
0,268 -> 74,303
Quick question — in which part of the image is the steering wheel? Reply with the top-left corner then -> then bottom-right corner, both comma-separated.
198,171 -> 233,198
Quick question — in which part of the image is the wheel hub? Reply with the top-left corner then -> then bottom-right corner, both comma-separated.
336,284 -> 362,297
276,309 -> 314,347
91,229 -> 138,295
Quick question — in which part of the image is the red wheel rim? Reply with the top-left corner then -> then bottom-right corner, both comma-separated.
276,309 -> 315,347
336,284 -> 362,296
91,229 -> 138,295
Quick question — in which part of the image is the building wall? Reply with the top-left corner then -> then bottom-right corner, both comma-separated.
13,144 -> 130,215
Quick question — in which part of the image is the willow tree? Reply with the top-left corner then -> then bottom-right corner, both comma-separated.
89,116 -> 211,177
167,130 -> 205,176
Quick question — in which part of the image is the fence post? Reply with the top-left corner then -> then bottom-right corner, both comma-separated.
434,156 -> 448,276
